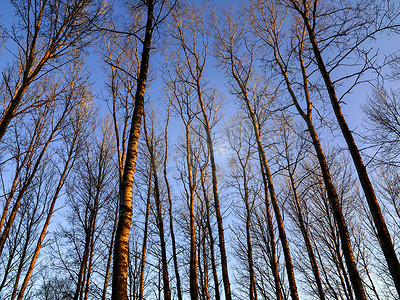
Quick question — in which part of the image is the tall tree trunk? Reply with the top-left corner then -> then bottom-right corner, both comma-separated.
270,32 -> 366,299
143,113 -> 171,300
163,107 -> 183,300
75,223 -> 91,300
185,122 -> 199,300
102,206 -> 118,300
84,207 -> 98,300
139,170 -> 152,300
112,1 -> 154,299
163,126 -> 182,300
257,157 -> 282,300
298,8 -> 400,296
198,228 -> 206,300
200,169 -> 221,300
201,227 -> 210,300
243,174 -> 257,300
196,83 -> 231,300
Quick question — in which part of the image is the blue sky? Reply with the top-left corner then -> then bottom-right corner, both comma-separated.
1,0 -> 398,160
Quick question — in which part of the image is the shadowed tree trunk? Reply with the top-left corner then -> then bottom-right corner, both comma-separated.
138,168 -> 152,300
186,121 -> 200,300
165,48 -> 200,299
163,104 -> 183,300
291,2 -> 400,295
142,112 -> 171,300
251,4 -> 367,297
200,166 -> 221,300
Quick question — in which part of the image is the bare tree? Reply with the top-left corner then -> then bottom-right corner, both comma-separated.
214,11 -> 298,300
166,70 -> 201,299
112,1 -> 155,299
0,56 -> 92,259
0,0 -> 106,141
280,0 -> 400,294
168,4 -> 231,299
16,70 -> 97,300
226,114 -> 258,300
248,2 -> 368,297
142,109 -> 171,300
163,103 -> 183,300
272,114 -> 326,300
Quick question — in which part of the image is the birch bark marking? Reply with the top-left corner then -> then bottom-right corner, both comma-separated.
112,1 -> 154,299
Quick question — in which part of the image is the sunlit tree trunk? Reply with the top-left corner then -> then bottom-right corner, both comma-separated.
112,1 -> 154,299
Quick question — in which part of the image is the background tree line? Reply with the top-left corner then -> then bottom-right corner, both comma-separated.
1,0 -> 400,299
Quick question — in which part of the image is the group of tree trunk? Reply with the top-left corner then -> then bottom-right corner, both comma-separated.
1,0 -> 400,299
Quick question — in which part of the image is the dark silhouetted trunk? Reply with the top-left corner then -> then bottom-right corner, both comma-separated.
269,28 -> 366,299
143,113 -> 171,300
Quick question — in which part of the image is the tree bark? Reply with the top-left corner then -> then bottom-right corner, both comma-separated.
139,169 -> 152,300
269,29 -> 367,299
299,9 -> 400,296
185,122 -> 200,300
112,1 -> 154,299
163,107 -> 183,300
196,83 -> 231,300
142,113 -> 171,300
